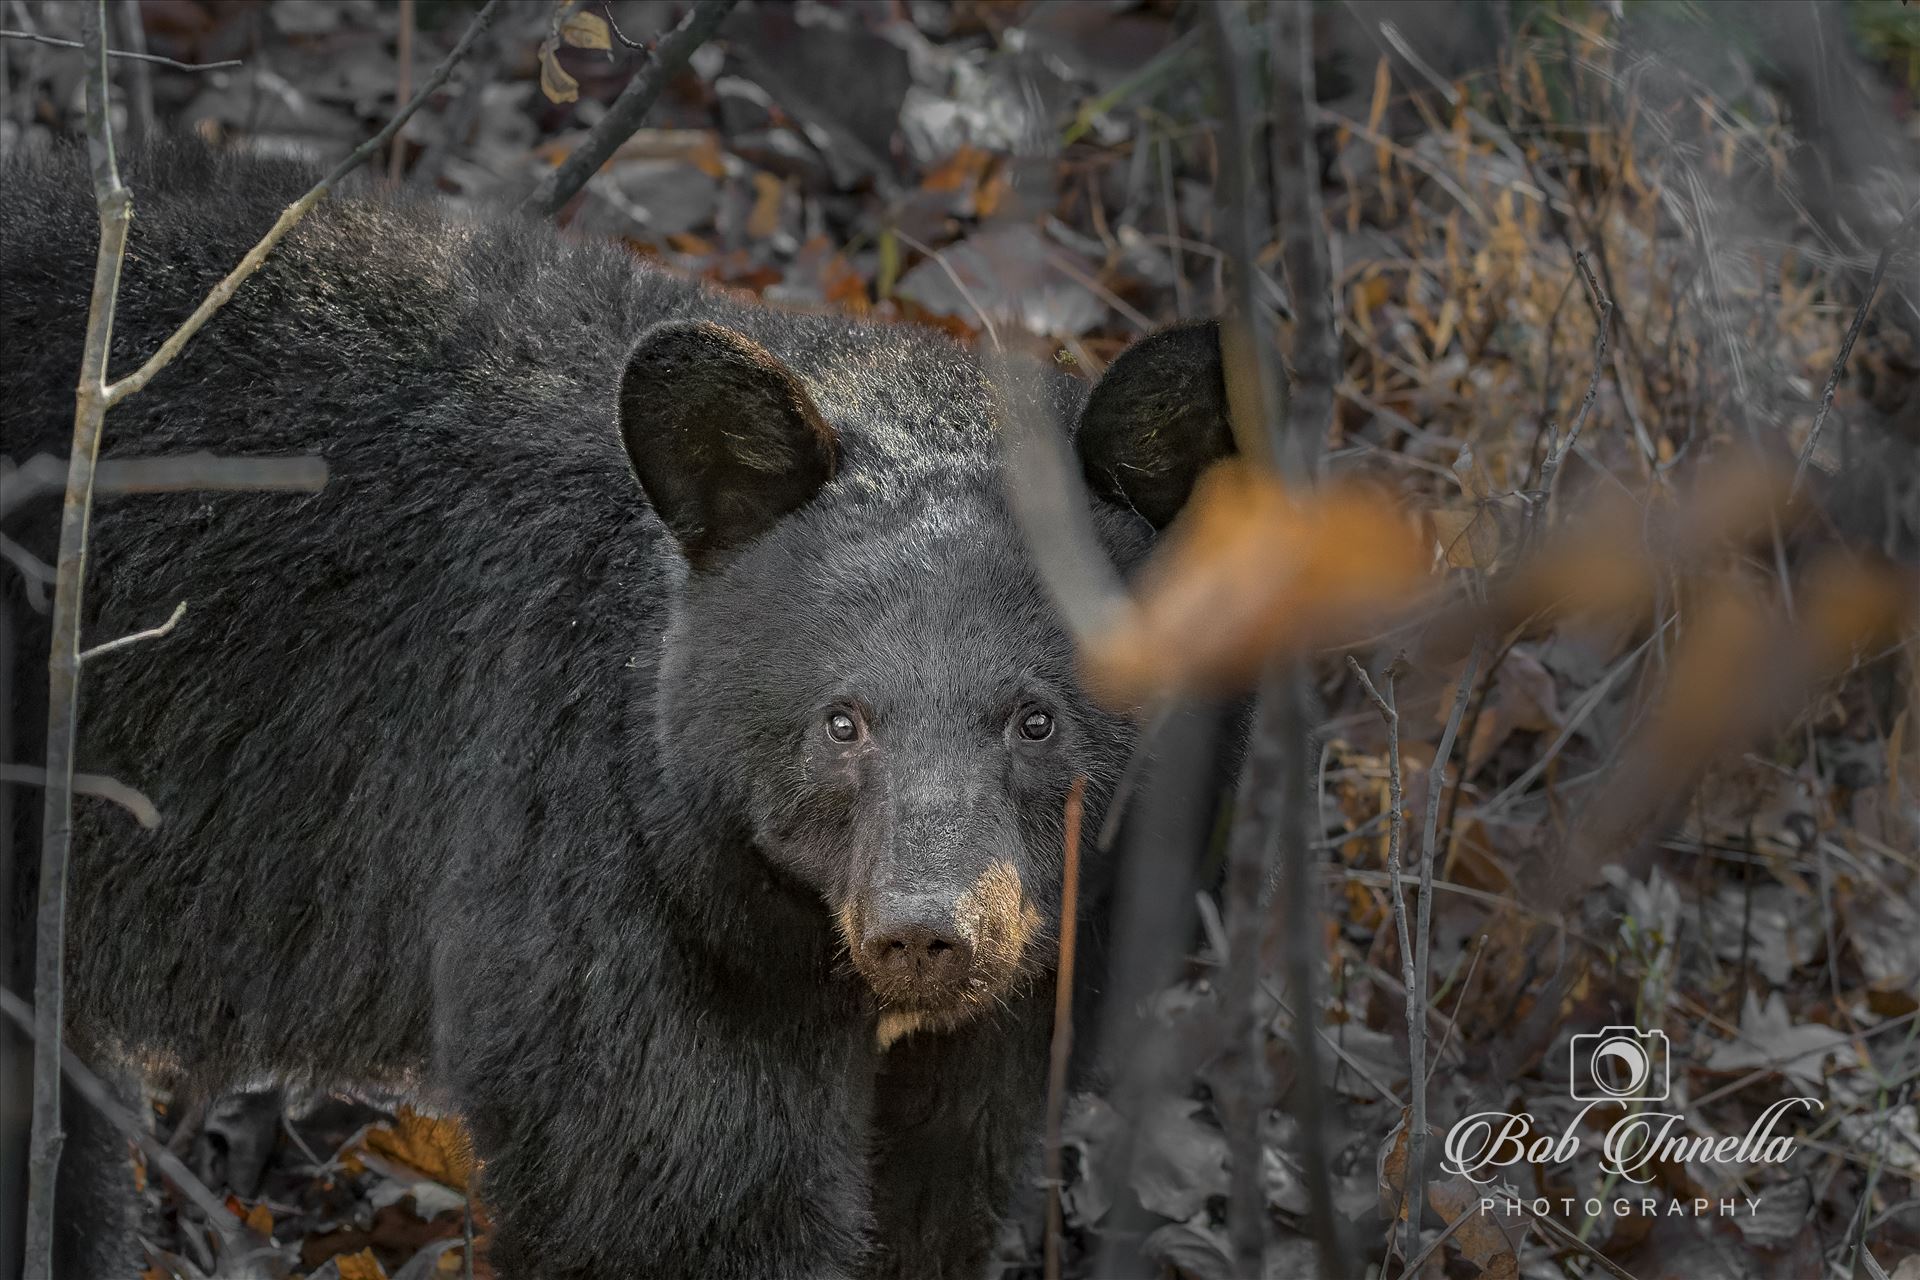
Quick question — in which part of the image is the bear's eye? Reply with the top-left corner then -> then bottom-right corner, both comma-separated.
825,709 -> 863,744
1017,709 -> 1055,742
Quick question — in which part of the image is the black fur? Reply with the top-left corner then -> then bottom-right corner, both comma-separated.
0,143 -> 1228,1279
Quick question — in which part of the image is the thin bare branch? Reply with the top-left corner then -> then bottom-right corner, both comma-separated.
1348,654 -> 1418,1264
111,0 -> 154,143
1207,1 -> 1287,474
26,5 -> 129,1267
1532,252 -> 1613,530
100,452 -> 330,495
80,599 -> 185,663
3,452 -> 327,517
1273,0 -> 1337,474
0,27 -> 241,70
0,765 -> 160,829
985,348 -> 1129,646
1,989 -> 236,1235
1791,195 -> 1920,497
523,0 -> 739,219
1210,4 -> 1348,1277
1402,640 -> 1479,1276
896,230 -> 1002,352
1043,777 -> 1087,1280
1498,1193 -> 1643,1280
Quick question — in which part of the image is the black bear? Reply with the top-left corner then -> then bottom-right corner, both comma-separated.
1,144 -> 1230,1278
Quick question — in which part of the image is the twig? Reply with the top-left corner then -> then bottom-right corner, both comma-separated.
104,0 -> 504,407
1404,640 -> 1480,1271
985,348 -> 1129,646
98,453 -> 331,495
1211,5 -> 1346,1277
1207,0 -> 1288,473
1043,777 -> 1087,1280
1497,1194 -> 1642,1280
1531,252 -> 1612,532
1791,196 -> 1920,498
21,6 -> 490,1266
80,599 -> 185,662
1272,0 -> 1337,475
2,452 -> 327,516
0,765 -> 159,829
0,27 -> 240,71
1426,934 -> 1486,1085
0,533 -> 57,584
602,2 -> 648,50
26,7 -> 131,1269
1396,1197 -> 1480,1278
1209,11 -> 1282,1273
1262,980 -> 1404,1107
112,0 -> 154,143
1218,661 -> 1288,1277
1347,655 -> 1418,1264
1,989 -> 237,1238
389,0 -> 415,183
897,229 -> 1002,352
522,0 -> 739,219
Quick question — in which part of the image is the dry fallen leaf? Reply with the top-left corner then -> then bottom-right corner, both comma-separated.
362,1106 -> 476,1190
1428,1179 -> 1521,1280
334,1249 -> 389,1280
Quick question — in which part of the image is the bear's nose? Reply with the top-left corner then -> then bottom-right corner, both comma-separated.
863,920 -> 973,985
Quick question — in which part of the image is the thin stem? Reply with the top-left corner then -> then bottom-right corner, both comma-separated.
523,0 -> 739,219
78,599 -> 185,663
1043,777 -> 1088,1280
1348,656 -> 1417,1264
26,5 -> 127,1271
1402,640 -> 1480,1273
1790,196 -> 1920,498
0,27 -> 241,70
2,989 -> 240,1240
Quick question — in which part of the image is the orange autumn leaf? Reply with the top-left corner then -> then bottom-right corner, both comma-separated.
1798,553 -> 1916,672
243,1200 -> 274,1239
920,144 -> 993,193
1640,584 -> 1772,773
334,1249 -> 389,1280
1083,462 -> 1428,703
363,1106 -> 476,1190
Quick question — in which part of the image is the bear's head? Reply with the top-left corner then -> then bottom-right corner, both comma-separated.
619,318 -> 1230,1037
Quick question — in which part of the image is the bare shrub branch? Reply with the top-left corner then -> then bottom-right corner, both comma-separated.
79,599 -> 185,663
1348,655 -> 1418,1264
25,6 -> 131,1265
0,26 -> 240,71
1,989 -> 237,1236
0,766 -> 159,830
1791,195 -> 1920,497
19,5 -> 497,1267
1043,777 -> 1088,1280
523,0 -> 740,219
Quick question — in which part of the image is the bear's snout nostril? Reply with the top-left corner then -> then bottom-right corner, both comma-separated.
862,920 -> 972,986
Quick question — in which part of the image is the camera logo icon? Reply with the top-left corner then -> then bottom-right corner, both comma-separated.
1570,1026 -> 1670,1102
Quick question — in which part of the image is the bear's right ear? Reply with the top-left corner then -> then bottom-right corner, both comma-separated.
1074,320 -> 1235,528
619,320 -> 839,568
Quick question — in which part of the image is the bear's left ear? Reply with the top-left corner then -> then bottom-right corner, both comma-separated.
619,320 -> 839,567
1074,320 -> 1235,528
